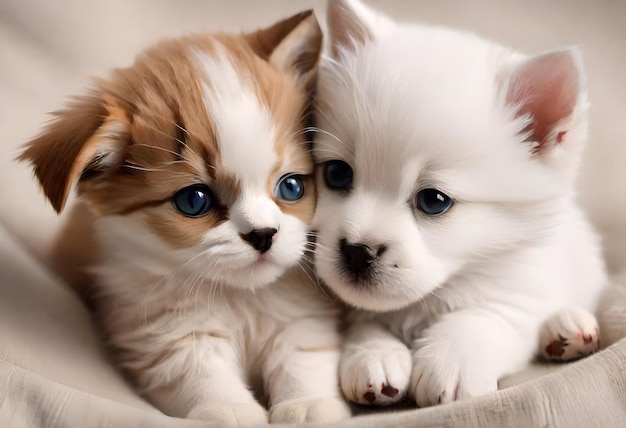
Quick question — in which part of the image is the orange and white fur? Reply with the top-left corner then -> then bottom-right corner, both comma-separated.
19,11 -> 350,425
313,0 -> 607,407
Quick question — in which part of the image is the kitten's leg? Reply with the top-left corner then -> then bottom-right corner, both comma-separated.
340,320 -> 412,406
145,336 -> 267,426
264,318 -> 351,424
539,307 -> 600,361
410,308 -> 537,407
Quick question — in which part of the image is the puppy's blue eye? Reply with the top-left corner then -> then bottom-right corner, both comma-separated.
275,174 -> 305,202
415,189 -> 453,216
324,160 -> 353,190
173,185 -> 214,217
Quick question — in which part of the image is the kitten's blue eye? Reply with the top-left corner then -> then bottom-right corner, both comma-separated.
415,189 -> 453,216
275,174 -> 305,202
173,185 -> 214,217
324,160 -> 353,190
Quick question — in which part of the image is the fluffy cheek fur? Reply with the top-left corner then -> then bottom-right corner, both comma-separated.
95,203 -> 309,293
200,216 -> 309,289
313,172 -> 556,312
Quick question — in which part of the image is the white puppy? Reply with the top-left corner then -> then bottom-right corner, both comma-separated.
313,0 -> 608,407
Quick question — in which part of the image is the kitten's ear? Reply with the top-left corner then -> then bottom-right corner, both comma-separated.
504,48 -> 587,157
17,92 -> 129,213
248,10 -> 322,85
326,0 -> 394,58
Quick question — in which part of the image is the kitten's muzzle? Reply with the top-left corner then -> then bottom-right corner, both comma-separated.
340,239 -> 386,276
241,228 -> 278,254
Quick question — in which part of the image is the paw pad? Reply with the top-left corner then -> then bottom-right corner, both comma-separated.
361,383 -> 400,404
362,391 -> 376,404
545,334 -> 568,358
381,383 -> 399,398
540,308 -> 601,362
340,344 -> 412,406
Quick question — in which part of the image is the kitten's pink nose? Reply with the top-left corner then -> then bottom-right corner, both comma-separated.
241,228 -> 277,253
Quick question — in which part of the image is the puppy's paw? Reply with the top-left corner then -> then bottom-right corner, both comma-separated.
187,402 -> 267,426
540,307 -> 600,362
269,397 -> 351,424
411,344 -> 497,408
340,343 -> 412,406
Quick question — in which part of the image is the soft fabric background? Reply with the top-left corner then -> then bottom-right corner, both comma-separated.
1,1 -> 625,427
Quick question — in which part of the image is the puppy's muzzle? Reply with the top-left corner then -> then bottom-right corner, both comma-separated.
340,239 -> 386,277
242,228 -> 278,253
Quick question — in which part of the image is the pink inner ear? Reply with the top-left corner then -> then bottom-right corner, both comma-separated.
327,0 -> 373,58
506,50 -> 581,147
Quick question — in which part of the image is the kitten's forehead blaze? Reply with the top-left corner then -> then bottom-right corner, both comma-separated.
79,34 -> 314,248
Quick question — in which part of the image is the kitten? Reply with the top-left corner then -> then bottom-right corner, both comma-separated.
19,11 -> 350,425
312,0 -> 608,407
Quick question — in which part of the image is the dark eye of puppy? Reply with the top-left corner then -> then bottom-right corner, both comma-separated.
324,160 -> 353,190
415,189 -> 453,216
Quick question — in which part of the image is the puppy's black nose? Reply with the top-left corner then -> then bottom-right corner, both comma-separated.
241,228 -> 277,253
340,239 -> 376,275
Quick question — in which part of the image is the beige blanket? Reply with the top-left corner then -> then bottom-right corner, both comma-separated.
1,1 -> 625,426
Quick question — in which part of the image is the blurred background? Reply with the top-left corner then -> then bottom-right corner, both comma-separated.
1,0 -> 625,272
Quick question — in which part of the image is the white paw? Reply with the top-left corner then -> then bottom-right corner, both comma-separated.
540,307 -> 600,362
339,343 -> 412,406
187,402 -> 267,426
269,397 -> 351,424
411,343 -> 497,408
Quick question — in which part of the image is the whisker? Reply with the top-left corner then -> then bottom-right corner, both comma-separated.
297,259 -> 332,299
174,121 -> 191,137
147,112 -> 203,161
134,143 -> 183,158
303,126 -> 343,144
122,164 -> 166,173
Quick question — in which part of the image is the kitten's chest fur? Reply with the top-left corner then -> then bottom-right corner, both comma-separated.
93,247 -> 338,384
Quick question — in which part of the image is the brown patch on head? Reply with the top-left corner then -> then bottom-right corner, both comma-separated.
18,37 -> 232,249
19,10 -> 322,249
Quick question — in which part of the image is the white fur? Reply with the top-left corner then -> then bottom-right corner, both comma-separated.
539,307 -> 600,361
87,45 -> 349,424
314,0 -> 608,407
196,49 -> 276,191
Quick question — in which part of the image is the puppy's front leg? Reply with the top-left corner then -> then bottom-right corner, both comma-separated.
340,320 -> 413,406
410,308 -> 537,407
264,318 -> 351,424
145,335 -> 267,426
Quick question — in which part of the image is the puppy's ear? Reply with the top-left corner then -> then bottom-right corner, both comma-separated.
326,0 -> 394,58
18,91 -> 129,213
247,10 -> 322,87
503,48 -> 587,159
